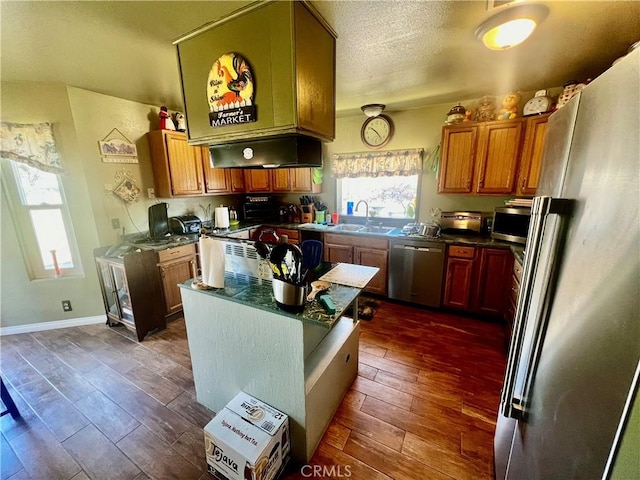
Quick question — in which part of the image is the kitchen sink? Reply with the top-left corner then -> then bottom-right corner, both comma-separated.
329,224 -> 364,232
358,226 -> 395,234
328,224 -> 396,235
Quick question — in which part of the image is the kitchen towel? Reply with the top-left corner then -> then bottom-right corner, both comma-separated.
214,206 -> 230,229
199,237 -> 225,288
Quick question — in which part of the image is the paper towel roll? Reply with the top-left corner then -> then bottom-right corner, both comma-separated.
215,206 -> 230,229
199,237 -> 225,288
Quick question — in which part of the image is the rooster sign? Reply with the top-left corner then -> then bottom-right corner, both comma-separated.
207,52 -> 257,127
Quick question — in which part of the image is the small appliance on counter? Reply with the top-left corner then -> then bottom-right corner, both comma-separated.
148,202 -> 170,238
242,195 -> 278,222
169,215 -> 202,234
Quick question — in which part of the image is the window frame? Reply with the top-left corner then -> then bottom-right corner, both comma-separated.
335,173 -> 422,224
1,159 -> 84,280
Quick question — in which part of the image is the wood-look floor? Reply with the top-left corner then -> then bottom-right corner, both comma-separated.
0,300 -> 506,480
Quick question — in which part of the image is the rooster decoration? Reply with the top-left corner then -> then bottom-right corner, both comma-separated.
207,53 -> 254,112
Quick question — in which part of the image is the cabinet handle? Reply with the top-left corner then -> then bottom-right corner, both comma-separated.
466,179 -> 471,190
160,267 -> 165,279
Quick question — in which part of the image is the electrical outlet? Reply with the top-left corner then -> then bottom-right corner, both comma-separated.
111,218 -> 120,229
61,300 -> 72,312
147,188 -> 155,199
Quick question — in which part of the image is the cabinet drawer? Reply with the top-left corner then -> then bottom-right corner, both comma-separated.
157,243 -> 197,263
448,245 -> 476,259
510,275 -> 520,304
513,258 -> 523,283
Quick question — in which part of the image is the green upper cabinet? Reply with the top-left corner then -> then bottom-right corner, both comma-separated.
175,1 -> 336,145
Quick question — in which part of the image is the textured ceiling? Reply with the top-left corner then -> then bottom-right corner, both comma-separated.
1,1 -> 639,117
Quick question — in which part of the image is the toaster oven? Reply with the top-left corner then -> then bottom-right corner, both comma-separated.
169,215 -> 202,234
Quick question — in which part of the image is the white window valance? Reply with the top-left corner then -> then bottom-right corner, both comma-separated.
331,148 -> 423,178
0,122 -> 63,173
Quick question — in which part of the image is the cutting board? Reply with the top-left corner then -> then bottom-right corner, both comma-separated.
319,263 -> 379,289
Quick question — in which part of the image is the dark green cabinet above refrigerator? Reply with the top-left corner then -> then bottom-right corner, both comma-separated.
175,1 -> 336,145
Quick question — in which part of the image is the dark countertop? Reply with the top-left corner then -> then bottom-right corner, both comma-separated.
179,271 -> 361,329
124,222 -> 526,258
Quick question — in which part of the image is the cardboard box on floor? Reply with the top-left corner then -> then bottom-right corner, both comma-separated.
204,392 -> 290,480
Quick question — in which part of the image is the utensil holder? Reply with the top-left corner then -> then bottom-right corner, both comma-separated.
272,278 -> 306,312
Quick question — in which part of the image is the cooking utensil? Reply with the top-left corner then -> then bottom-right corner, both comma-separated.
269,243 -> 303,284
254,241 -> 271,259
306,280 -> 330,301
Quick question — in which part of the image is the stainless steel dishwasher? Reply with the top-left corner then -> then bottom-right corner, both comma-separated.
388,237 -> 445,307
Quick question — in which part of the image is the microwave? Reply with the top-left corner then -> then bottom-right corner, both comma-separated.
491,207 -> 531,244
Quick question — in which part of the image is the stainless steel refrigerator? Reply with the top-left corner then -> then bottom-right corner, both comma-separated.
494,48 -> 639,479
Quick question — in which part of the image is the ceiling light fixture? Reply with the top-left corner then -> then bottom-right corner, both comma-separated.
361,104 -> 385,117
476,3 -> 549,50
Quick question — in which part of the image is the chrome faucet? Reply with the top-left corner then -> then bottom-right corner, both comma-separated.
355,200 -> 370,225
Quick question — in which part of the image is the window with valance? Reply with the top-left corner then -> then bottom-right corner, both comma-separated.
331,148 -> 423,178
332,149 -> 424,220
1,122 -> 82,279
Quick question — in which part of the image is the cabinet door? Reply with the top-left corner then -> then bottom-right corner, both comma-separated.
442,258 -> 475,310
271,169 -> 291,192
111,263 -> 134,322
244,170 -> 271,192
291,168 -> 313,192
229,169 -> 246,193
324,243 -> 353,263
517,114 -> 550,197
438,125 -> 477,193
355,247 -> 388,295
203,166 -> 231,194
159,256 -> 197,315
474,248 -> 512,316
164,132 -> 205,195
474,121 -> 523,194
95,259 -> 120,322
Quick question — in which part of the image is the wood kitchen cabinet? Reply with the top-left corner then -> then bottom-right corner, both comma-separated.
271,169 -> 291,192
94,248 -> 165,341
156,244 -> 197,317
439,117 -> 542,196
442,245 -> 476,309
517,113 -> 551,196
148,130 -> 206,197
324,233 -> 388,295
473,248 -> 513,315
151,130 -> 251,196
244,168 -> 319,193
228,169 -> 246,193
474,120 -> 524,194
202,163 -> 231,194
443,245 -> 512,318
438,125 -> 478,193
244,169 -> 271,192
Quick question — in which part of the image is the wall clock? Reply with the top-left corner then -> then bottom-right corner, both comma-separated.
361,114 -> 394,149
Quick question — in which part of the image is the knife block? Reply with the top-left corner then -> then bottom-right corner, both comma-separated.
301,205 -> 314,224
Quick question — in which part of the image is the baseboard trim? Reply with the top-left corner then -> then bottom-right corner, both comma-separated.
0,315 -> 106,336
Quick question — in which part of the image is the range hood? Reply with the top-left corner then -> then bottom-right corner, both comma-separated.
208,135 -> 322,169
174,1 -> 336,158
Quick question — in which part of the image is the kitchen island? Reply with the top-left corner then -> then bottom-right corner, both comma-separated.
179,272 -> 361,462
